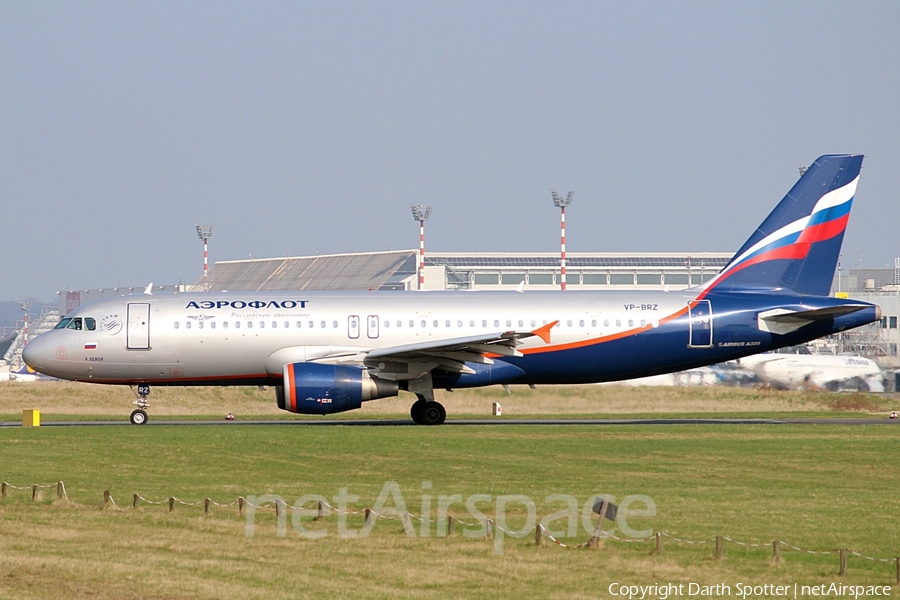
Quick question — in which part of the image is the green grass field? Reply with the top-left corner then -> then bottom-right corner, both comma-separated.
1,383 -> 899,598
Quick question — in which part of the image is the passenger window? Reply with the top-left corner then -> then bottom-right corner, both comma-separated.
284,321 -> 289,328
628,320 -> 633,327
615,319 -> 621,327
482,320 -> 487,327
174,322 -> 180,329
211,321 -> 216,329
198,321 -> 204,329
493,320 -> 499,327
186,321 -> 192,329
55,318 -> 72,329
530,320 -> 536,327
579,320 -> 584,327
223,321 -> 229,329
421,320 -> 426,328
333,321 -> 338,328
247,321 -> 253,329
470,320 -> 475,327
409,320 -> 414,328
567,320 -> 572,327
433,320 -> 438,327
604,319 -> 609,327
67,318 -> 83,330
309,321 -> 314,328
384,320 -> 390,328
445,320 -> 450,327
457,320 -> 462,327
320,321 -> 326,328
259,321 -> 265,329
518,320 -> 523,327
235,322 -> 241,329
506,320 -> 511,327
640,319 -> 646,327
272,321 -> 277,329
85,318 -> 96,331
591,320 -> 596,327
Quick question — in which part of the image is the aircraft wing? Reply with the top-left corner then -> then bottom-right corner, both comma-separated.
757,304 -> 871,335
360,322 -> 558,381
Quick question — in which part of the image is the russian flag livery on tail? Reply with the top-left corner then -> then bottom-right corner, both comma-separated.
707,154 -> 862,296
22,155 -> 881,425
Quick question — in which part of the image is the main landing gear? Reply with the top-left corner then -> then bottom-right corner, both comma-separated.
130,384 -> 151,425
410,396 -> 446,426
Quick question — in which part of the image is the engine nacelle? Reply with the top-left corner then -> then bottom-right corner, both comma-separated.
276,363 -> 398,415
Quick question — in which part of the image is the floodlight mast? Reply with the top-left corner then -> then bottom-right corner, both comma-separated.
195,224 -> 215,287
551,190 -> 574,290
410,205 -> 432,290
20,302 -> 30,347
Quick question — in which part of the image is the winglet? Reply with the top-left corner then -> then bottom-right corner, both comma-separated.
515,281 -> 525,293
531,320 -> 558,344
143,283 -> 153,295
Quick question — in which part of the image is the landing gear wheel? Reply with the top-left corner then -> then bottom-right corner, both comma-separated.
130,409 -> 148,425
410,400 -> 426,424
420,401 -> 446,426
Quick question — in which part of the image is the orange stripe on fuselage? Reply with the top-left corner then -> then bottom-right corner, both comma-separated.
485,305 -> 691,357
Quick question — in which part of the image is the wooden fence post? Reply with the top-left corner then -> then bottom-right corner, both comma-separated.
57,481 -> 64,500
895,557 -> 899,584
655,531 -> 663,554
1,482 -> 6,498
238,497 -> 245,516
715,535 -> 724,559
315,500 -> 325,521
133,494 -> 139,509
839,549 -> 847,576
364,508 -> 373,527
168,497 -> 175,512
103,490 -> 110,508
32,485 -> 38,501
535,524 -> 544,547
275,499 -> 284,521
204,498 -> 210,515
485,519 -> 494,540
588,498 -> 610,549
773,540 -> 781,564
447,515 -> 456,537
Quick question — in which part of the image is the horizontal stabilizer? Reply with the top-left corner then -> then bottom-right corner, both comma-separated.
757,304 -> 870,335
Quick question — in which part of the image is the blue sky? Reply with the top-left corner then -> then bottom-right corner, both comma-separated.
2,1 -> 898,301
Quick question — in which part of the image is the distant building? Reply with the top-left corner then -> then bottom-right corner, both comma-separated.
189,249 -> 732,292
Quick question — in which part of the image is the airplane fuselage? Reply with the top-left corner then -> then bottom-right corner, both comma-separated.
24,289 -> 878,388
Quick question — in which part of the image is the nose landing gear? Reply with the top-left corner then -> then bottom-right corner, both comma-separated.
129,384 -> 151,425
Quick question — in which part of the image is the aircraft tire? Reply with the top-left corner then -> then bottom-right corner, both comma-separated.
410,400 -> 426,424
420,401 -> 446,426
130,409 -> 148,425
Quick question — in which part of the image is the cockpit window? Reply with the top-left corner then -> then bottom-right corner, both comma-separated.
84,318 -> 96,331
55,318 -> 72,329
67,318 -> 83,330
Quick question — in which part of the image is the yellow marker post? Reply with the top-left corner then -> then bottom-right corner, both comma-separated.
23,409 -> 40,427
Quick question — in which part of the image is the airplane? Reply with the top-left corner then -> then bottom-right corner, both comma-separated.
23,154 -> 880,425
737,352 -> 884,392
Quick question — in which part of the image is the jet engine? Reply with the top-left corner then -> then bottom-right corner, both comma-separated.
275,363 -> 398,415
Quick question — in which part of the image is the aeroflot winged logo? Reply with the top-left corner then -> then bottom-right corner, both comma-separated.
185,300 -> 310,310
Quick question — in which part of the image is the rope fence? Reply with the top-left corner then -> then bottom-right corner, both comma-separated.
3,481 -> 898,582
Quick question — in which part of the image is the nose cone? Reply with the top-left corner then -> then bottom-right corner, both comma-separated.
22,333 -> 53,373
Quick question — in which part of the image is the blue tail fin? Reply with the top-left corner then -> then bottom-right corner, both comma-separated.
707,154 -> 863,296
